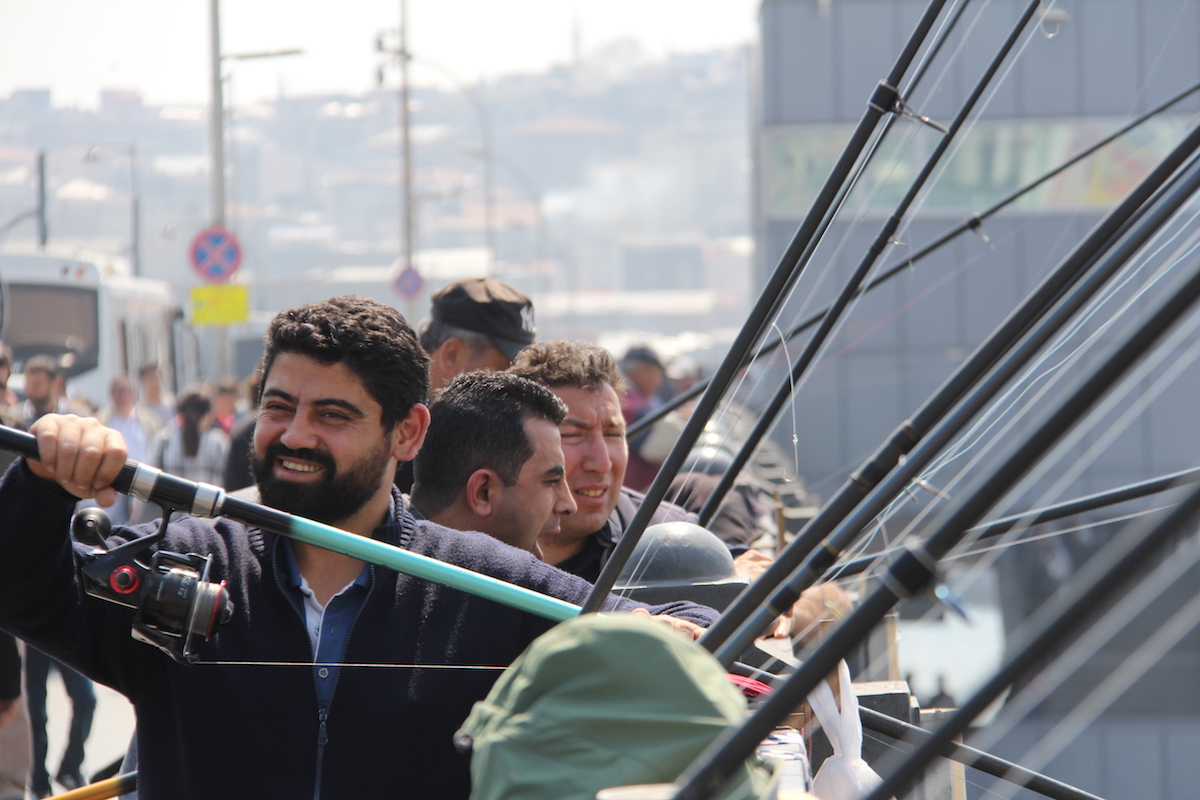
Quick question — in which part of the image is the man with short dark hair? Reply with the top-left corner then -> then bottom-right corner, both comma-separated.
513,340 -> 849,642
411,372 -> 575,556
419,277 -> 535,393
510,341 -> 698,580
0,296 -> 714,800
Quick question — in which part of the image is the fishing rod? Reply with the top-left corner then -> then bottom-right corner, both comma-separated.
694,0 -> 1042,528
627,78 -> 1200,441
742,643 -> 1102,800
45,773 -> 137,800
671,208 -> 1200,800
858,707 -> 1104,800
832,464 -> 1200,579
698,123 -> 1200,662
862,475 -> 1200,800
0,424 -> 579,663
706,147 -> 1200,664
580,0 -> 955,612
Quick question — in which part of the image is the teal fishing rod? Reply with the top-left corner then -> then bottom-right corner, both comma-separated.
694,0 -> 1042,529
627,77 -> 1200,441
0,425 -> 580,625
580,0 -> 955,612
672,195 -> 1200,800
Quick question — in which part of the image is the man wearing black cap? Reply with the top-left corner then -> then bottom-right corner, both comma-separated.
396,278 -> 536,492
419,277 -> 535,393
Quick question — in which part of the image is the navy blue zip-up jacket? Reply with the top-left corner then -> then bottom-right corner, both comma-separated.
0,461 -> 717,800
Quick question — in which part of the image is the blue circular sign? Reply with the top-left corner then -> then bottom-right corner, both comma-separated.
190,226 -> 243,283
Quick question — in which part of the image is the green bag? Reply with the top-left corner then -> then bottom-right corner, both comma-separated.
459,613 -> 771,800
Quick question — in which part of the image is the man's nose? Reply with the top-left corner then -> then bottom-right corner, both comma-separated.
555,481 -> 577,516
279,415 -> 318,450
578,433 -> 612,473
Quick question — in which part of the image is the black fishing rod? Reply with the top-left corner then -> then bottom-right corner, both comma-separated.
627,78 -> 1200,441
694,0 -> 1042,528
858,707 -> 1104,800
862,475 -> 1200,800
832,464 -> 1200,579
699,123 -> 1200,661
578,0 -> 954,612
707,147 -> 1200,664
671,213 -> 1200,800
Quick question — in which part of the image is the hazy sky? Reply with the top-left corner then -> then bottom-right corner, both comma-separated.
0,0 -> 760,109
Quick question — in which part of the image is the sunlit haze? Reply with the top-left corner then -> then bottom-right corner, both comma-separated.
0,0 -> 759,108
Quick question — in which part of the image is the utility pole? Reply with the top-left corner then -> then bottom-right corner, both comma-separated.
209,0 -> 226,228
399,0 -> 415,278
209,0 -> 228,379
36,152 -> 47,248
130,144 -> 141,276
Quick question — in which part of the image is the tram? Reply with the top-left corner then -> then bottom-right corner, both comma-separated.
0,251 -> 193,407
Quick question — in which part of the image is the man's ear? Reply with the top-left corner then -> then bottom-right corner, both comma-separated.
464,469 -> 499,517
391,403 -> 430,463
433,338 -> 468,374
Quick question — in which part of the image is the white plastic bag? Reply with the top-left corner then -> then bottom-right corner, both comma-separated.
806,660 -> 886,800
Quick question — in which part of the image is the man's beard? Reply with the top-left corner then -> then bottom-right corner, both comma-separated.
252,438 -> 393,527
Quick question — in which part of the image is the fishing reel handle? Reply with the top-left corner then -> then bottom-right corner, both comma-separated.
0,425 -> 235,664
0,424 -> 224,519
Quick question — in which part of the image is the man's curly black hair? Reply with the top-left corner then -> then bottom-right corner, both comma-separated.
257,296 -> 430,431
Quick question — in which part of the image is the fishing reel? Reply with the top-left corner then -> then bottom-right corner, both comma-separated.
74,507 -> 233,665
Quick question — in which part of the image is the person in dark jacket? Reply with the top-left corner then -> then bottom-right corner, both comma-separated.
411,372 -> 576,558
0,296 -> 715,800
510,341 -> 702,581
511,341 -> 846,643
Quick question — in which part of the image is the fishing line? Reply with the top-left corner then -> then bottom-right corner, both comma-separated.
710,144 -> 1200,668
940,247 -> 1200,554
771,320 -> 803,482
984,582 -> 1200,800
190,660 -> 508,670
945,305 -> 1200,596
876,303 -> 1200,651
871,197 -> 1200,542
957,534 -> 1200,800
825,241 -> 1200,681
778,207 -> 1080,501
899,222 -> 1200,514
729,0 -> 990,391
837,502 -> 1173,584
858,478 -> 1200,800
896,0 -> 1052,243
894,301 -> 1200,611
696,0 -> 1045,533
1127,0 -> 1197,111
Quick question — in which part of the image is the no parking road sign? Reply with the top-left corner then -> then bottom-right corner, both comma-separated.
190,226 -> 243,283
392,264 -> 424,300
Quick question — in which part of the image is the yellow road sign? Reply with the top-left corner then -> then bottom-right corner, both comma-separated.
191,284 -> 248,326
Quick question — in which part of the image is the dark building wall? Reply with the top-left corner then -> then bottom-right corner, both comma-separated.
753,0 -> 1200,733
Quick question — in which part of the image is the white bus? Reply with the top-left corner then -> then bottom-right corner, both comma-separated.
0,251 -> 194,409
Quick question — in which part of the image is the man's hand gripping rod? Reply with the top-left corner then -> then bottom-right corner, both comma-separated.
0,425 -> 580,646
